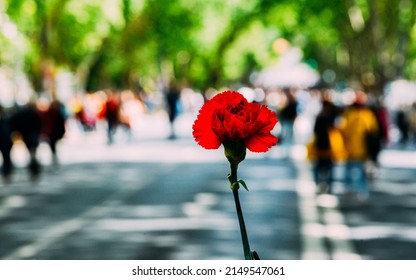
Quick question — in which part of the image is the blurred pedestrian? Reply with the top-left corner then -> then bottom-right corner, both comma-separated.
339,92 -> 379,200
396,105 -> 409,146
279,88 -> 298,144
165,81 -> 181,140
39,100 -> 67,165
408,102 -> 416,144
104,91 -> 120,144
71,94 -> 96,132
0,105 -> 14,180
367,98 -> 389,172
11,102 -> 42,178
118,90 -> 143,142
309,99 -> 342,194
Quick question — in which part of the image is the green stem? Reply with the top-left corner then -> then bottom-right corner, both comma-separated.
230,163 -> 258,260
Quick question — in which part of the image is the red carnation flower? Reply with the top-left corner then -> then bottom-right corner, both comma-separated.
192,90 -> 278,154
193,90 -> 278,259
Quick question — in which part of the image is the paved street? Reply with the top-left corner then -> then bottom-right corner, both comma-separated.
0,113 -> 416,260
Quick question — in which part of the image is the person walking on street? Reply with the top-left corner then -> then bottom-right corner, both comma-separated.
279,88 -> 298,144
339,91 -> 379,201
366,98 -> 389,178
105,91 -> 121,145
11,102 -> 43,179
396,105 -> 410,147
165,80 -> 181,140
408,102 -> 416,145
39,100 -> 67,165
310,99 -> 341,194
0,105 -> 14,180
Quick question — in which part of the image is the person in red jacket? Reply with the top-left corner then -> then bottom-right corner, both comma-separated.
39,100 -> 67,165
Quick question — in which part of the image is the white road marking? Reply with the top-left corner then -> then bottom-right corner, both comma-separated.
296,163 -> 360,260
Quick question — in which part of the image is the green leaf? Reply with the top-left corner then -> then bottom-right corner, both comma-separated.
238,179 -> 249,192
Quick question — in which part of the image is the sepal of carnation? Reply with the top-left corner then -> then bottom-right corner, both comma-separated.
223,140 -> 246,166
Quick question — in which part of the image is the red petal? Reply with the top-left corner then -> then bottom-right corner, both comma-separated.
192,107 -> 221,149
245,133 -> 278,152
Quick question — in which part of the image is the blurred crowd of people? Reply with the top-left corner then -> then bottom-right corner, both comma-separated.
0,89 -> 147,181
67,85 -> 185,143
68,90 -> 144,138
0,99 -> 66,181
311,92 -> 385,200
0,83 -> 194,182
1,83 -> 415,197
277,89 -> 393,202
249,85 -> 401,202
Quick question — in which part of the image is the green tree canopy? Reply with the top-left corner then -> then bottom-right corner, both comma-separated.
3,0 -> 416,96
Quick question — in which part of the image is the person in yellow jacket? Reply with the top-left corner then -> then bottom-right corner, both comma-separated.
339,92 -> 379,200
